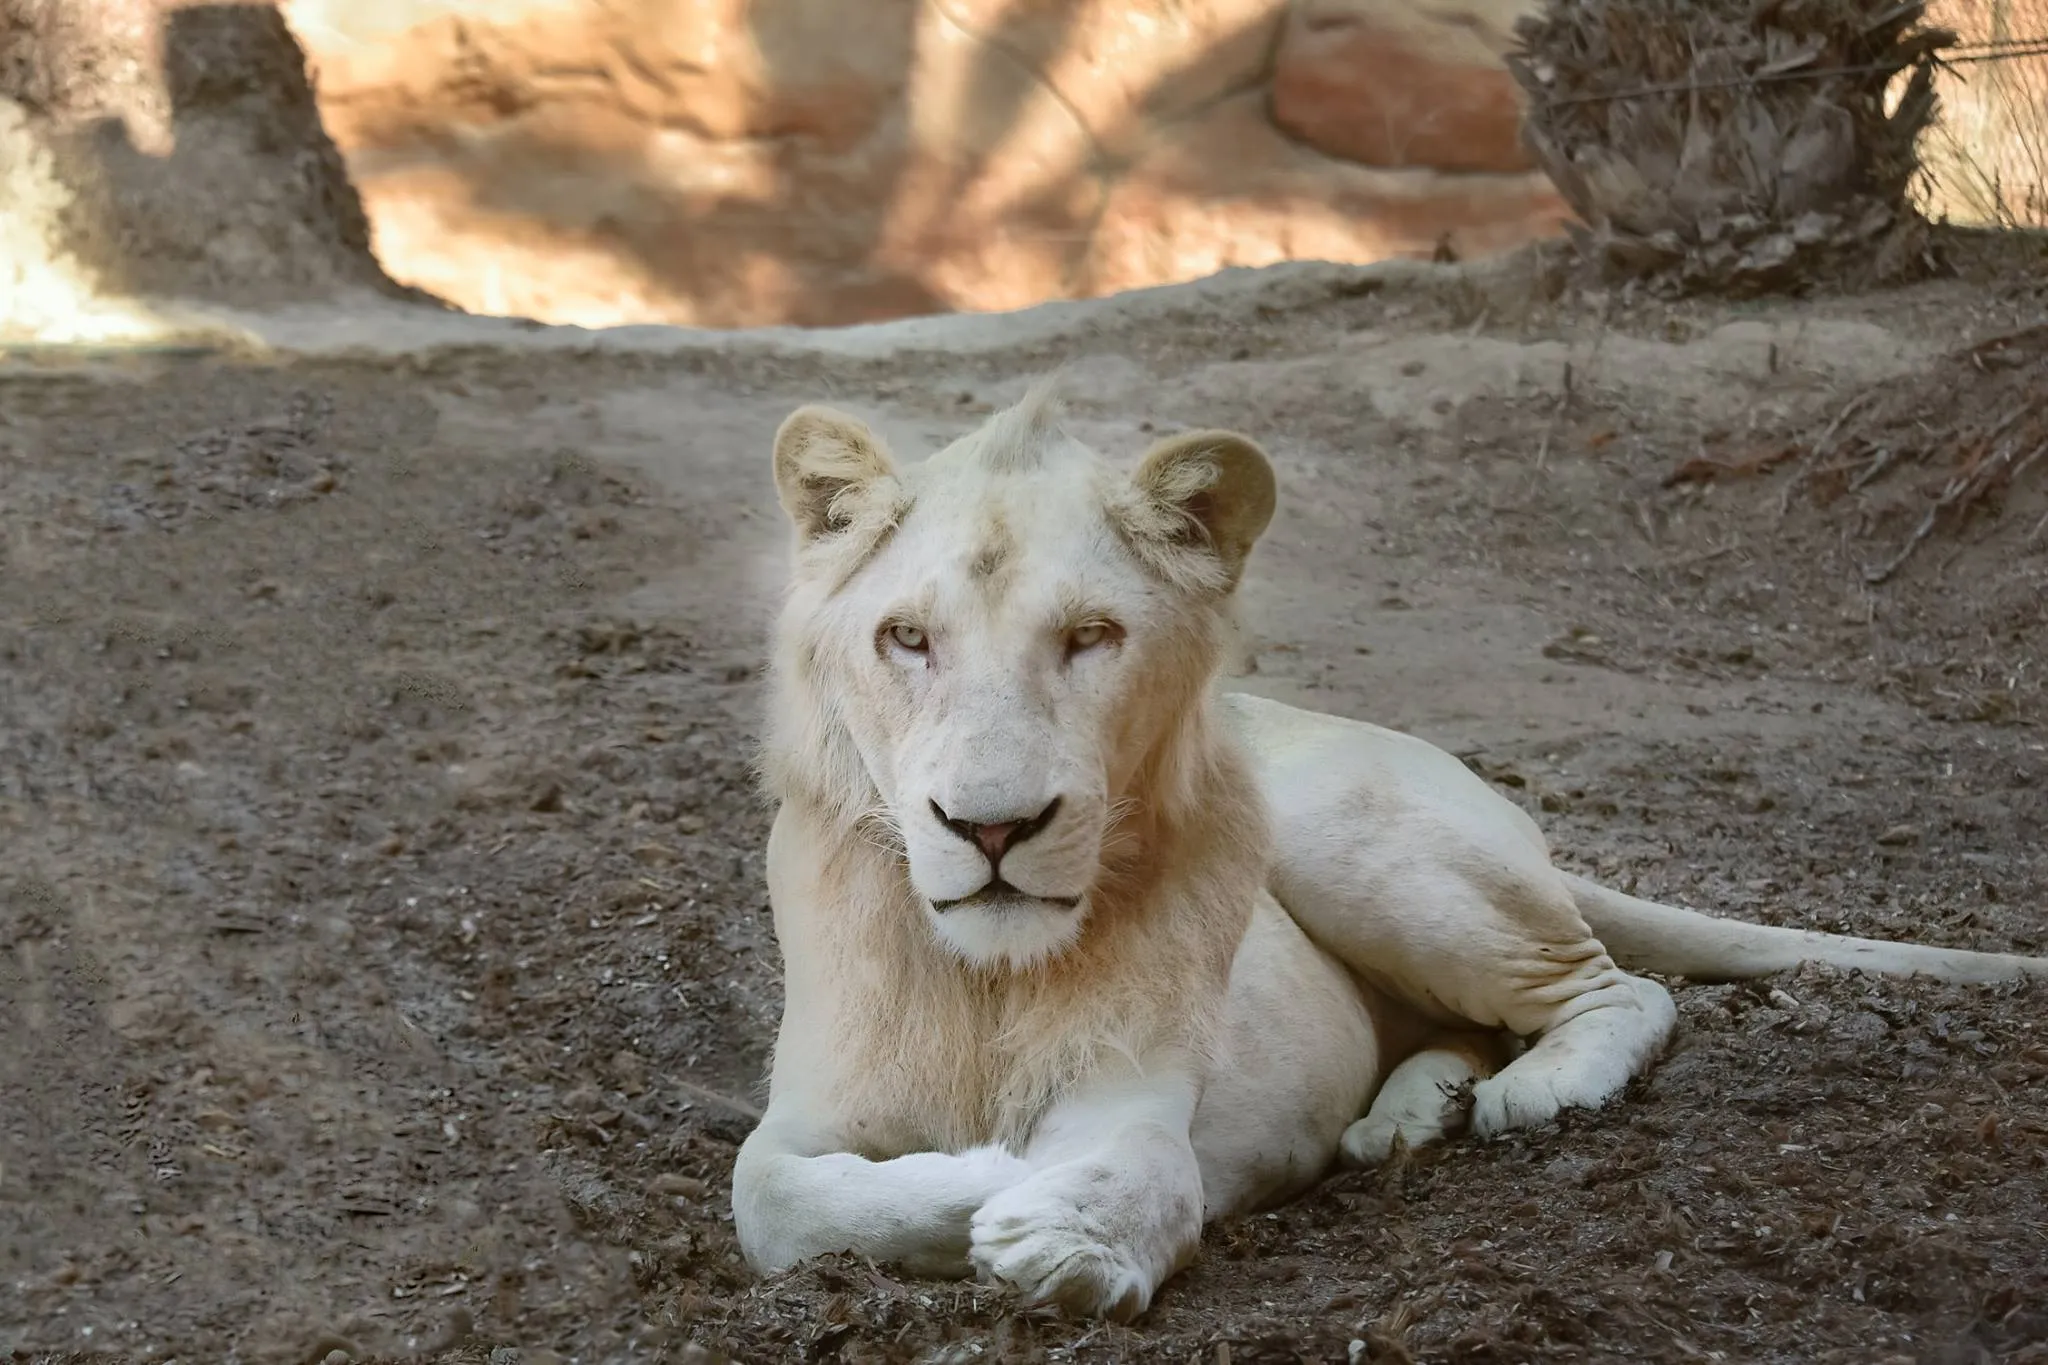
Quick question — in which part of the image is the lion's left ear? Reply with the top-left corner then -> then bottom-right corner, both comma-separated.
1127,430 -> 1277,590
773,405 -> 902,542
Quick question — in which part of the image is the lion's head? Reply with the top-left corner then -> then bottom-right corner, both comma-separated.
762,381 -> 1276,972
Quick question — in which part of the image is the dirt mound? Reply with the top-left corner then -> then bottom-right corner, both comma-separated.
1504,275 -> 2048,725
1796,323 -> 2048,581
0,0 -> 422,327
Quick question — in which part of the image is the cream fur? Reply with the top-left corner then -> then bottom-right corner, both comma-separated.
730,382 -> 2048,1320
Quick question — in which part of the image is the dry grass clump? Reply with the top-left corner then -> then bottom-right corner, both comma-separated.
1507,0 -> 1958,295
1796,324 -> 2048,582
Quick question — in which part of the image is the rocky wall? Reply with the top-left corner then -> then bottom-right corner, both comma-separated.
1,0 -> 413,339
279,0 -> 1573,328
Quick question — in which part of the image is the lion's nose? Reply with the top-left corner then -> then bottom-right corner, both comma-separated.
969,821 -> 1021,862
929,796 -> 1063,867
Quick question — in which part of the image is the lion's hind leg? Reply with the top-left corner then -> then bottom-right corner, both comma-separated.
1339,1030 -> 1512,1168
1269,827 -> 1680,1142
1234,689 -> 1686,1143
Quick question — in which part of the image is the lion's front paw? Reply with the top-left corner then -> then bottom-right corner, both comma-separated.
1340,1109 -> 1453,1167
968,1183 -> 1155,1321
955,1142 -> 1037,1191
891,1144 -> 1036,1279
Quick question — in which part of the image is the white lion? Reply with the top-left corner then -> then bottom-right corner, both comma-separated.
729,381 -> 2046,1321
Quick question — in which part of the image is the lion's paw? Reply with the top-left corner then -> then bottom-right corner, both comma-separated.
890,1144 -> 1038,1279
1469,987 -> 1675,1139
954,1142 -> 1037,1191
968,1184 -> 1155,1321
1469,1053 -> 1631,1138
1339,1112 -> 1451,1168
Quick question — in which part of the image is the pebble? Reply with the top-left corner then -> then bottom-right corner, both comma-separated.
1541,1155 -> 1596,1185
648,1172 -> 708,1200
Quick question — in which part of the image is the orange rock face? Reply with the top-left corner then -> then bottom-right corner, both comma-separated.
281,0 -> 1569,328
1270,0 -> 1537,174
1085,92 -> 1569,298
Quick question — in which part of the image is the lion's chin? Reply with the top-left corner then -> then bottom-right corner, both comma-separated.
923,892 -> 1089,972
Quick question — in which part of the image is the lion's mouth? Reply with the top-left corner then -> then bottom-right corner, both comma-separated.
929,879 -> 1083,914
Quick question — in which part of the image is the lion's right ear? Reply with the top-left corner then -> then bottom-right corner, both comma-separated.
772,406 -> 901,541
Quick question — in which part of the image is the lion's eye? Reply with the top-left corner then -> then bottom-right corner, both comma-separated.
1068,621 -> 1116,652
888,622 -> 928,652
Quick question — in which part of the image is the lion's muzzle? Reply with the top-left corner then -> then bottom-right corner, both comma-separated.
924,794 -> 1084,912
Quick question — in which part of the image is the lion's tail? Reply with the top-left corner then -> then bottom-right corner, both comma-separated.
1562,872 -> 2048,986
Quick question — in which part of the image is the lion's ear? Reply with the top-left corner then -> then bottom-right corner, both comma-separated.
772,405 -> 901,541
1128,430 -> 1277,590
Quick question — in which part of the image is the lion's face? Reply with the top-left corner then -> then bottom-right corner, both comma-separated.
768,387 -> 1276,971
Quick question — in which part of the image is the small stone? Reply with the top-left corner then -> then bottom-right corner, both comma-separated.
649,1172 -> 708,1200
610,1049 -> 649,1096
1876,825 -> 1919,847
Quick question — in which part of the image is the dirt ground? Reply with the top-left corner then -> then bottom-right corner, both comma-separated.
4,246 -> 2047,1365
